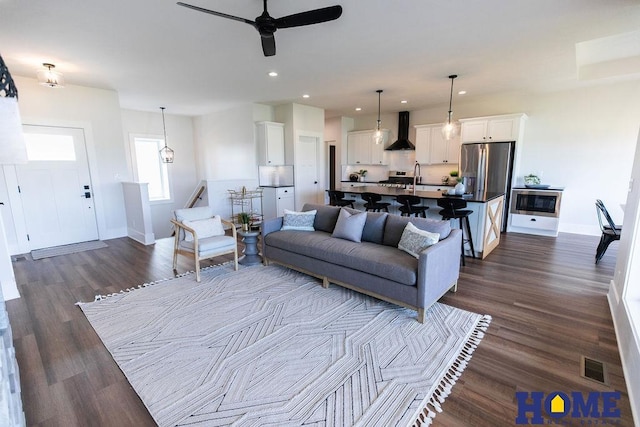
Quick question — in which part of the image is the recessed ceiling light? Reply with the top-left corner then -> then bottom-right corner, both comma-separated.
268,71 -> 278,77
302,94 -> 310,98
355,107 -> 362,111
400,100 -> 408,104
458,90 -> 466,95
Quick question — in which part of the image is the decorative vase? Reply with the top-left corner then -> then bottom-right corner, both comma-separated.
454,181 -> 465,195
241,223 -> 249,232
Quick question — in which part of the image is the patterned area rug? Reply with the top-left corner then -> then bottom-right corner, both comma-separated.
78,264 -> 490,427
31,240 -> 108,260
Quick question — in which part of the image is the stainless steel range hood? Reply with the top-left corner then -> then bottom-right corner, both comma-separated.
385,111 -> 415,150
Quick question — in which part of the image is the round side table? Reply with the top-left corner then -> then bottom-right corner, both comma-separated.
237,230 -> 262,266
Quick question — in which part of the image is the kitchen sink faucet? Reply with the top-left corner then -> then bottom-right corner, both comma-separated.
412,161 -> 421,195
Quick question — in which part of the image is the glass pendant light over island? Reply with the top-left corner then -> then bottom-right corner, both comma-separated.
372,89 -> 384,145
442,74 -> 458,141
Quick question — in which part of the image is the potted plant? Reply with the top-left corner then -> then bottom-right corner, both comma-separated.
238,212 -> 251,232
358,169 -> 368,182
524,174 -> 541,185
449,170 -> 460,183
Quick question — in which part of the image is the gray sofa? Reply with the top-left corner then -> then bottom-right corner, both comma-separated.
261,203 -> 462,322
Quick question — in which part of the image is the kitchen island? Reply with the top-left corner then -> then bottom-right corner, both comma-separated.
335,186 -> 505,259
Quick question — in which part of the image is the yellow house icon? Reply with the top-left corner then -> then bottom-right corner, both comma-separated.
550,395 -> 565,413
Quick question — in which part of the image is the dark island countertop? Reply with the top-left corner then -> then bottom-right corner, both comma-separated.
336,186 -> 504,203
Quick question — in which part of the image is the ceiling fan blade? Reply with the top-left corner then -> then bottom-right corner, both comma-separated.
177,2 -> 255,25
275,5 -> 342,29
261,34 -> 276,57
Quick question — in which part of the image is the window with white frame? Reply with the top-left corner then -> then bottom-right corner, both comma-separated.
130,134 -> 172,202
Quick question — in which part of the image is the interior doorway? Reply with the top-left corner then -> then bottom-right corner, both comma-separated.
295,132 -> 322,209
15,125 -> 98,250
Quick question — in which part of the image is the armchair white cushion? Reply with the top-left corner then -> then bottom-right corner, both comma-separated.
171,206 -> 238,281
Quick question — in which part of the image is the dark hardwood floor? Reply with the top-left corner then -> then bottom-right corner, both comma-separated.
7,232 -> 633,426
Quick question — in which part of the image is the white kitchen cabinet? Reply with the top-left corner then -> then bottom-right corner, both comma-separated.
346,130 -> 388,165
256,121 -> 285,165
262,186 -> 295,219
414,124 -> 459,165
459,114 -> 527,143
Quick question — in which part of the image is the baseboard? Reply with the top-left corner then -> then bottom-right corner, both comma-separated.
127,229 -> 156,245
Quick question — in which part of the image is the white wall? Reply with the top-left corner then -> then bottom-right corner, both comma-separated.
9,75 -> 129,242
120,109 -> 198,238
351,80 -> 640,235
276,103 -> 326,208
191,104 -> 273,219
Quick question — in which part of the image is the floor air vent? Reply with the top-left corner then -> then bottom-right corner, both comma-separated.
581,356 -> 607,384
12,255 -> 26,262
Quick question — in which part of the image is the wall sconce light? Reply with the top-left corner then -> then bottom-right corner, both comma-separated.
159,107 -> 174,163
37,63 -> 65,88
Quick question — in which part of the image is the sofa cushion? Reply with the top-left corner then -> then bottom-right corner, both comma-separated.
332,208 -> 367,242
265,230 -> 418,286
383,215 -> 451,247
282,209 -> 316,231
398,222 -> 440,258
303,204 -> 340,233
342,208 -> 388,244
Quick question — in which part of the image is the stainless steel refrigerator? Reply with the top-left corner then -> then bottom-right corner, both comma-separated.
460,141 -> 515,231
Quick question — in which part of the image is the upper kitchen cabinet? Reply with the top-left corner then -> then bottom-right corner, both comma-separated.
256,121 -> 285,165
459,114 -> 527,143
346,129 -> 389,165
414,124 -> 459,165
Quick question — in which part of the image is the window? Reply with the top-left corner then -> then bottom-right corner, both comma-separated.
24,133 -> 76,161
130,135 -> 171,202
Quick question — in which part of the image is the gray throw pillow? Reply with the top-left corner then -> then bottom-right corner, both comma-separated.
398,222 -> 440,258
281,209 -> 316,231
331,208 -> 367,242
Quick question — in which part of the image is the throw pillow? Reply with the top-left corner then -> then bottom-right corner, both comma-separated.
183,216 -> 225,242
398,221 -> 440,258
331,208 -> 367,242
281,209 -> 317,231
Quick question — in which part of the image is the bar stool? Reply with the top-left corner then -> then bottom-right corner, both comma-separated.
362,192 -> 390,212
396,194 -> 428,218
437,198 -> 476,266
328,190 -> 354,208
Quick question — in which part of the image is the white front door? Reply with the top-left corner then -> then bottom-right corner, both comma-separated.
16,125 -> 98,250
295,134 -> 321,209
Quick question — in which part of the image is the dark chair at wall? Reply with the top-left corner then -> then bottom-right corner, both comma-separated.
328,190 -> 354,209
396,194 -> 428,218
595,199 -> 622,264
362,192 -> 390,212
437,197 -> 476,266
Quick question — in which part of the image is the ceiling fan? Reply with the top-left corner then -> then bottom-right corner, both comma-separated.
177,0 -> 343,57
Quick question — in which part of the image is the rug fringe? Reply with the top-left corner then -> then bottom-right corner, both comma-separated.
74,261 -> 236,305
410,314 -> 492,427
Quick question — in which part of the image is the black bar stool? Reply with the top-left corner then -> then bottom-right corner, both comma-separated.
396,194 -> 428,218
328,190 -> 354,208
362,192 -> 390,212
437,197 -> 476,265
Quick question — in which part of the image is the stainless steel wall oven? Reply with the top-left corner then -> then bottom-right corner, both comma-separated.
510,189 -> 562,218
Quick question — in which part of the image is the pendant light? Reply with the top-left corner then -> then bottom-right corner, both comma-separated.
37,63 -> 65,88
372,89 -> 384,145
442,74 -> 458,141
159,107 -> 174,163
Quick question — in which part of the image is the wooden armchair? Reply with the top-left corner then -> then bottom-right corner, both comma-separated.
171,206 -> 238,281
